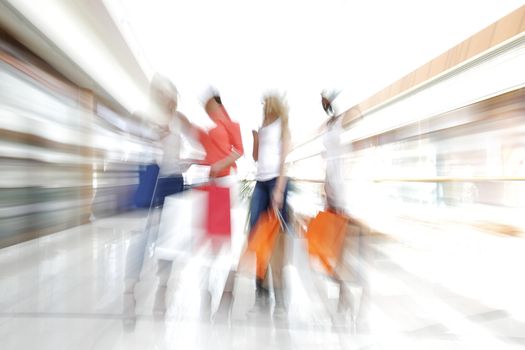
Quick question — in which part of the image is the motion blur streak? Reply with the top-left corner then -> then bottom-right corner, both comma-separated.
0,35 -> 158,247
1,2 -> 525,350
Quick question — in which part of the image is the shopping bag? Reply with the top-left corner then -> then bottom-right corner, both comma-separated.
241,210 -> 281,280
134,164 -> 159,208
283,230 -> 333,326
305,210 -> 348,275
197,185 -> 231,237
155,190 -> 207,261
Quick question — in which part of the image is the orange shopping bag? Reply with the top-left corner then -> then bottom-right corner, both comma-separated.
242,210 -> 281,280
305,210 -> 348,276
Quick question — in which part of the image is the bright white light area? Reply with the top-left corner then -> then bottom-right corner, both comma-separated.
340,38 -> 525,145
7,0 -> 148,114
104,0 -> 523,141
7,0 -> 524,178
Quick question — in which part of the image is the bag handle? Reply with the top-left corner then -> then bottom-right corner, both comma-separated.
273,206 -> 295,236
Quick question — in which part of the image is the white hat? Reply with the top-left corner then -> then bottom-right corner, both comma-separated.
199,86 -> 221,105
321,89 -> 341,103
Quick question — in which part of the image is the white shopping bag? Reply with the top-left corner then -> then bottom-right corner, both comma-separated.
208,245 -> 233,320
230,251 -> 256,322
155,190 -> 207,261
166,243 -> 211,321
283,235 -> 332,327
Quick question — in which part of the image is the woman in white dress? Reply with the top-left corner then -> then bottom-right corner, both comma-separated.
321,90 -> 346,213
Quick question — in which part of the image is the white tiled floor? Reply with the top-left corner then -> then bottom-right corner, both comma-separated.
2,209 -> 525,349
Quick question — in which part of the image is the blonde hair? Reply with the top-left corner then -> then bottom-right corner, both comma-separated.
150,73 -> 178,116
263,92 -> 289,140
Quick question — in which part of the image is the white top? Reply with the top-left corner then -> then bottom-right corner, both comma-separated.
256,118 -> 282,181
323,116 -> 344,161
323,115 -> 347,210
158,112 -> 190,176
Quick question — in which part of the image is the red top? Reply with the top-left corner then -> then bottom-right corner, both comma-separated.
198,107 -> 244,177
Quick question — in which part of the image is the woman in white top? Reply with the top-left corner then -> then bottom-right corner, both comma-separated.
321,91 -> 367,323
124,73 -> 192,326
250,93 -> 291,231
321,90 -> 346,213
150,74 -> 192,206
249,93 -> 290,314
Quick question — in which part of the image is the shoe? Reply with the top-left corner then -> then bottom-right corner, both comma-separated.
272,304 -> 286,319
122,292 -> 137,331
247,286 -> 269,317
272,289 -> 287,319
152,286 -> 167,320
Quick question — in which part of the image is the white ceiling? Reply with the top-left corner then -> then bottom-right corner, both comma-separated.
102,0 -> 524,137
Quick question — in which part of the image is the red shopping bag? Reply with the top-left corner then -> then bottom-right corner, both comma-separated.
197,185 -> 231,237
305,210 -> 348,276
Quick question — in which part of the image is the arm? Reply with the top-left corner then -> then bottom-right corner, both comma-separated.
178,112 -> 210,149
252,130 -> 259,161
176,112 -> 198,138
210,150 -> 242,177
272,125 -> 291,209
177,112 -> 215,169
210,121 -> 244,177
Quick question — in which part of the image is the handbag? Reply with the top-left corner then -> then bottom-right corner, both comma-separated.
196,184 -> 231,237
305,210 -> 348,276
241,209 -> 281,280
154,190 -> 207,261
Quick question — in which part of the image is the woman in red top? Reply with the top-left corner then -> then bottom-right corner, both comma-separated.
177,91 -> 244,317
178,93 -> 242,172
197,94 -> 244,179
179,92 -> 243,195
